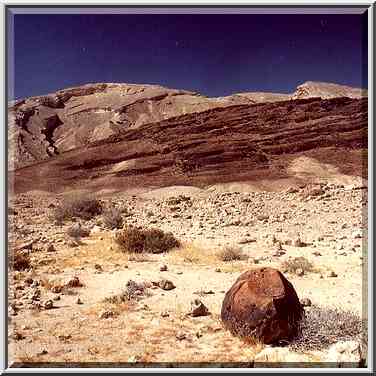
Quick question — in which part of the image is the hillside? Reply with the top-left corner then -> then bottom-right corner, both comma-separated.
11,95 -> 367,194
8,81 -> 367,171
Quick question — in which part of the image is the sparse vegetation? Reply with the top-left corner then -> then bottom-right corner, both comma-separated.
290,305 -> 365,351
53,195 -> 103,223
281,256 -> 314,274
217,245 -> 246,262
115,226 -> 180,254
103,280 -> 151,304
10,251 -> 31,271
102,206 -> 123,229
66,223 -> 90,240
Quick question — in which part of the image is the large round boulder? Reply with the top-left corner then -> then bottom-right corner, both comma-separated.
221,267 -> 304,344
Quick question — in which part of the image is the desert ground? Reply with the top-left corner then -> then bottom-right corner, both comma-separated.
8,178 -> 367,367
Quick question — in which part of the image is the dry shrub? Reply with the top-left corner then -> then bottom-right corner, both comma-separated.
217,245 -> 246,262
115,226 -> 180,254
103,280 -> 151,304
10,251 -> 31,271
281,256 -> 314,274
102,206 -> 123,229
53,195 -> 102,223
66,223 -> 90,239
289,305 -> 365,351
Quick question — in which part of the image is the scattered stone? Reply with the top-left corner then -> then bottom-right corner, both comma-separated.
51,285 -> 63,293
160,264 -> 168,272
99,310 -> 117,319
327,271 -> 338,278
65,276 -> 82,288
295,268 -> 304,277
293,236 -> 304,247
12,331 -> 25,341
94,264 -> 103,271
215,268 -> 221,272
189,299 -> 210,317
45,243 -> 56,252
221,267 -> 304,344
300,297 -> 312,307
43,300 -> 53,310
161,311 -> 170,318
176,331 -> 186,341
158,279 -> 176,291
76,297 -> 83,305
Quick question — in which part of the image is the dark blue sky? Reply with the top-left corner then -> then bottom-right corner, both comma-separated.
9,12 -> 368,100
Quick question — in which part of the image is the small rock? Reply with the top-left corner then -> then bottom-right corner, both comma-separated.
189,299 -> 210,317
94,264 -> 103,271
160,264 -> 168,272
327,271 -> 338,278
300,298 -> 312,307
176,331 -> 186,341
65,276 -> 82,288
76,297 -> 83,305
12,331 -> 25,341
215,268 -> 221,272
295,268 -> 304,277
45,243 -> 56,253
158,279 -> 175,291
293,237 -> 304,247
43,300 -> 53,310
51,285 -> 63,294
160,311 -> 170,318
99,310 -> 116,319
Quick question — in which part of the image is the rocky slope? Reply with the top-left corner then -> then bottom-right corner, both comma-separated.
292,81 -> 367,100
8,81 -> 367,170
11,95 -> 367,194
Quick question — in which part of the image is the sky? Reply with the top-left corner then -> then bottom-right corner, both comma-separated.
9,12 -> 368,100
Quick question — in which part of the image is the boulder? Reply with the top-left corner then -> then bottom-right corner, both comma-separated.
221,267 -> 303,344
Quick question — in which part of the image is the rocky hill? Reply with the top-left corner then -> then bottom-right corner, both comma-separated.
11,93 -> 367,194
8,81 -> 366,171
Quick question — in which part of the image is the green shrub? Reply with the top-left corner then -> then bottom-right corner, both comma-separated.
115,226 -> 180,254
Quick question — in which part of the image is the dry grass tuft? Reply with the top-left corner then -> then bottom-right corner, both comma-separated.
102,206 -> 123,229
217,245 -> 246,262
281,256 -> 314,274
53,195 -> 103,223
167,243 -> 218,265
115,226 -> 180,254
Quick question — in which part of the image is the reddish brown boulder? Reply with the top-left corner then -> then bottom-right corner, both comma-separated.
221,267 -> 304,344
